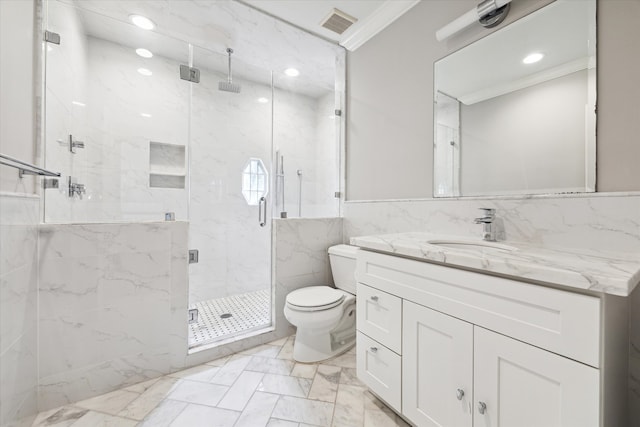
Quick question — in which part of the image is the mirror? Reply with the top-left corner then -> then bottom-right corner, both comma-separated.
433,0 -> 596,198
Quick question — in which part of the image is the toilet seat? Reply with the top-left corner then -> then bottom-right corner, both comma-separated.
286,286 -> 345,312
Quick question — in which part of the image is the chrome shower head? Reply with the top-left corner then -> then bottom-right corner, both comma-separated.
219,48 -> 241,93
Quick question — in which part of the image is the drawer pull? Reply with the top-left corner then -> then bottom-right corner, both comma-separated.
478,401 -> 487,415
456,389 -> 464,400
371,296 -> 379,301
370,347 -> 378,353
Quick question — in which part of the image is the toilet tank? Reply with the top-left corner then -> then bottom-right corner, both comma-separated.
328,244 -> 359,295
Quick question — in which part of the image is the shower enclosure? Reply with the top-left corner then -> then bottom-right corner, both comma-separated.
42,0 -> 343,350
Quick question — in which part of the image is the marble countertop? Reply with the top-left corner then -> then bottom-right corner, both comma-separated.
350,232 -> 640,296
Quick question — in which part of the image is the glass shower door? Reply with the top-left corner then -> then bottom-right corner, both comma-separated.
187,46 -> 273,348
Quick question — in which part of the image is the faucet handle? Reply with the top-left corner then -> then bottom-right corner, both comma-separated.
478,208 -> 495,217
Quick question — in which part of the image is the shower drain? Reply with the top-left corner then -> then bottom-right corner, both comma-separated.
220,313 -> 233,319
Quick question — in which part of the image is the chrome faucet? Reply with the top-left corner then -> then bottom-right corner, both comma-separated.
474,208 -> 496,241
68,177 -> 86,199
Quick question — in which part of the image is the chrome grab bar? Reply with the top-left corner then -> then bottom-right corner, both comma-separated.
0,153 -> 61,178
258,196 -> 267,227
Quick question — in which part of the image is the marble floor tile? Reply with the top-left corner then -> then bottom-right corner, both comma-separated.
137,399 -> 187,427
30,337 -> 404,427
168,403 -> 240,427
118,377 -> 180,420
338,367 -> 363,386
123,377 -> 160,394
324,351 -> 356,369
239,343 -> 281,358
266,419 -> 299,427
216,371 -> 264,411
267,337 -> 289,346
276,336 -> 295,361
246,355 -> 295,375
209,355 -> 252,386
167,364 -> 220,382
271,396 -> 335,427
308,365 -> 340,402
69,411 -> 137,427
205,355 -> 231,367
257,373 -> 313,398
75,389 -> 140,415
290,363 -> 317,379
166,380 -> 229,407
332,384 -> 366,427
233,392 -> 280,427
31,406 -> 88,427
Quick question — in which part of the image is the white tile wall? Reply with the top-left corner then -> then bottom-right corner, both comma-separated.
37,221 -> 188,411
343,193 -> 640,255
0,194 -> 40,427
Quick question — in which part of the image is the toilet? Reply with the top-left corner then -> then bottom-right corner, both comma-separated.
284,244 -> 359,363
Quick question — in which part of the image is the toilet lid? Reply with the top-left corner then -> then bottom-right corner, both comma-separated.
286,286 -> 345,310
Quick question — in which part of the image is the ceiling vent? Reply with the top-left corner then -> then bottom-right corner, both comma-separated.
320,8 -> 357,35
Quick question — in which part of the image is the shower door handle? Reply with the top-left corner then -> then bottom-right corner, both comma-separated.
258,196 -> 267,227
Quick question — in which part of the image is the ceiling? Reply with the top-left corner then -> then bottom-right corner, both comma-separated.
240,0 -> 420,50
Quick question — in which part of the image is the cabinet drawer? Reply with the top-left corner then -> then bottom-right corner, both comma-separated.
356,283 -> 402,353
356,331 -> 401,411
357,250 -> 601,367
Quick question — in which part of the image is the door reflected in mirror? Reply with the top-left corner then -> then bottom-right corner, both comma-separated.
433,0 -> 596,198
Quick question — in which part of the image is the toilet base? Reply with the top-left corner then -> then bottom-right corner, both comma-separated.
293,327 -> 356,363
291,300 -> 356,363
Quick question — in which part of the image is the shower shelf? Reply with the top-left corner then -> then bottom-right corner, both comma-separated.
149,141 -> 185,189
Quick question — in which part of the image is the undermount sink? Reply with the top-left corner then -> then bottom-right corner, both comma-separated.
427,239 -> 518,252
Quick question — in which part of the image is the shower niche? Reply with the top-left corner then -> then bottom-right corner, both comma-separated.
149,141 -> 186,189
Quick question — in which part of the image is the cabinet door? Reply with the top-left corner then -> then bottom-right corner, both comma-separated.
474,327 -> 599,427
403,301 -> 473,427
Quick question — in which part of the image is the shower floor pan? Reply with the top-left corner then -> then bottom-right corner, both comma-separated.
188,288 -> 271,348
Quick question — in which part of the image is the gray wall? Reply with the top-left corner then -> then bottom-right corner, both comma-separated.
460,70 -> 587,195
346,0 -> 640,200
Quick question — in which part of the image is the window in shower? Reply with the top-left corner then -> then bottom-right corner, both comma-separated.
242,158 -> 268,205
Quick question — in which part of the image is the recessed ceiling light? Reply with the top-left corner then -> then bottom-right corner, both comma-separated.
136,48 -> 153,58
284,68 -> 300,77
137,67 -> 153,76
140,113 -> 152,118
523,52 -> 544,64
257,97 -> 269,104
129,14 -> 155,30
71,101 -> 86,107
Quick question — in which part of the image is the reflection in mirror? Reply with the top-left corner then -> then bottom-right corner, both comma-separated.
434,0 -> 596,198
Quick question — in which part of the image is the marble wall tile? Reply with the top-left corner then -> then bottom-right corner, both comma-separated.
37,221 -> 188,411
343,193 -> 640,255
274,217 -> 344,332
0,194 -> 39,427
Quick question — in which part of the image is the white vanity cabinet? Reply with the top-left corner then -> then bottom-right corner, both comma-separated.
356,249 -> 629,427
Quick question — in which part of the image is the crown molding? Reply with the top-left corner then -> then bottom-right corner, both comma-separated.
339,0 -> 420,51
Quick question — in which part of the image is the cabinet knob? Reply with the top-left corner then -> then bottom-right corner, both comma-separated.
369,347 -> 378,353
456,389 -> 464,400
371,296 -> 379,301
477,401 -> 487,415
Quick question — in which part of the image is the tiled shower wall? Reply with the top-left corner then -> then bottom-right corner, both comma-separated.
0,194 -> 39,427
44,1 -> 340,305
